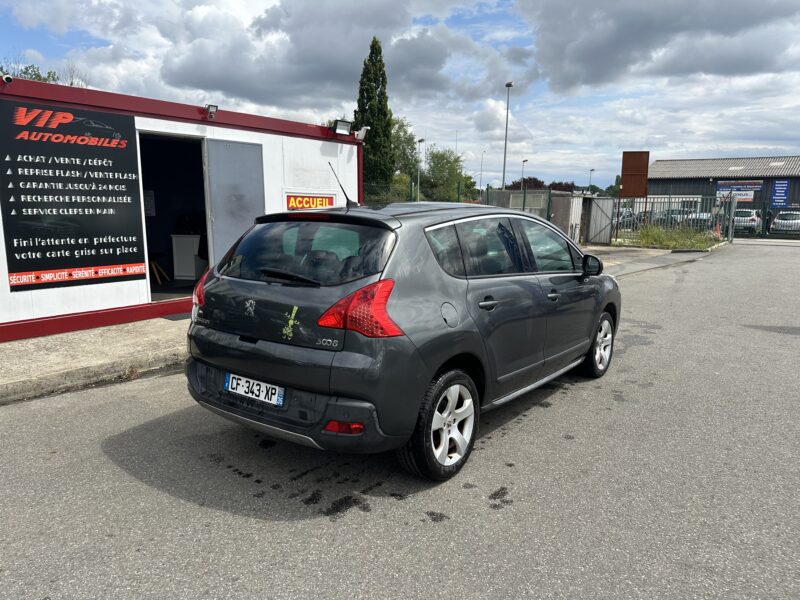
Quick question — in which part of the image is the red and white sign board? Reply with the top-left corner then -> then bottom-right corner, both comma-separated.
286,194 -> 335,210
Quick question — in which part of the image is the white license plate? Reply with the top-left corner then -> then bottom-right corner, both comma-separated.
224,372 -> 284,407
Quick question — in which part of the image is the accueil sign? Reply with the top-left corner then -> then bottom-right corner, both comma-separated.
286,194 -> 335,210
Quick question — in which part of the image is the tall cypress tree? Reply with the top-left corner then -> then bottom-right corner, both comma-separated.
353,37 -> 393,186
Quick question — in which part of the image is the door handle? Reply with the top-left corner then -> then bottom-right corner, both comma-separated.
478,297 -> 499,310
547,291 -> 560,302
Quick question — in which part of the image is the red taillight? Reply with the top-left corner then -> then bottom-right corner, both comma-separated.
749,217 -> 757,222
317,279 -> 403,338
323,420 -> 365,435
192,269 -> 211,307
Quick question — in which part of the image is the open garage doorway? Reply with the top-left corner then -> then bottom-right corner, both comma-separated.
139,134 -> 208,302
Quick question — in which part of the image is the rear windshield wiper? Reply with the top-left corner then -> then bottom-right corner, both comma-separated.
259,268 -> 321,287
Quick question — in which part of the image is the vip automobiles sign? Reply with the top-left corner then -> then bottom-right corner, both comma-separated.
770,180 -> 789,209
0,100 -> 146,291
715,180 -> 763,204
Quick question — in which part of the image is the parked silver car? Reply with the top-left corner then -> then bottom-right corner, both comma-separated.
771,211 -> 800,234
733,209 -> 762,235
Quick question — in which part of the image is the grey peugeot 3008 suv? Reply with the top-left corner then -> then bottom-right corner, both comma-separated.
186,203 -> 621,480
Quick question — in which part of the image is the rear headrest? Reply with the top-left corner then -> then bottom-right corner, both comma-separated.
469,236 -> 488,257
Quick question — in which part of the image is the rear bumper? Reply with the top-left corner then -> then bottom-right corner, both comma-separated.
186,357 -> 408,453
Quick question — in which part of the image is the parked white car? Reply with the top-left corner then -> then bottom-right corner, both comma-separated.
733,209 -> 762,235
771,211 -> 800,234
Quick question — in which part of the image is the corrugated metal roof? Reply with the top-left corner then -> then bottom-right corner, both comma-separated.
649,156 -> 800,179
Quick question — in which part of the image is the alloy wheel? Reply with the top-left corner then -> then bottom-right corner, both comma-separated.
430,384 -> 475,466
594,320 -> 613,371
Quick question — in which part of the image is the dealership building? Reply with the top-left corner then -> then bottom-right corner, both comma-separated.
647,155 -> 800,207
0,79 -> 362,341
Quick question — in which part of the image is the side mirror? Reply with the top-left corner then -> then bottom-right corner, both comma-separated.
582,254 -> 603,277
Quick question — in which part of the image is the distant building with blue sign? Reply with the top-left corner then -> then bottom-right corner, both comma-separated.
647,156 -> 800,208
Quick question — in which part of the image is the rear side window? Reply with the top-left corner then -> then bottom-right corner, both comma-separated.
456,217 -> 523,277
425,225 -> 466,277
217,220 -> 395,286
519,220 -> 575,272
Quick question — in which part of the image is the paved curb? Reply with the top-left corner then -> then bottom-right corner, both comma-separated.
613,252 -> 712,279
0,347 -> 187,406
671,241 -> 728,253
609,241 -> 728,253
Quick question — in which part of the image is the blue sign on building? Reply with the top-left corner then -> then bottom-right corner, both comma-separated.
771,180 -> 789,209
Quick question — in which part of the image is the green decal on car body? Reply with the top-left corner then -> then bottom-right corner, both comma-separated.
282,305 -> 300,340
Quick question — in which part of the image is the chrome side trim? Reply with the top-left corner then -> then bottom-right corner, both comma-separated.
425,213 -> 511,231
196,399 -> 324,450
496,359 -> 545,384
485,358 -> 583,410
545,341 -> 592,365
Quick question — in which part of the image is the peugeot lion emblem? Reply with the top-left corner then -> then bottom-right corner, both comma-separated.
244,299 -> 256,317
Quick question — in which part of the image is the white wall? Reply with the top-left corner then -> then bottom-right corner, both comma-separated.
134,117 -> 359,212
0,116 -> 359,324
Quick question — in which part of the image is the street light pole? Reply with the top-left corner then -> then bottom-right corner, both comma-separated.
588,168 -> 595,196
416,138 -> 425,202
478,150 -> 486,195
501,80 -> 513,190
521,158 -> 528,211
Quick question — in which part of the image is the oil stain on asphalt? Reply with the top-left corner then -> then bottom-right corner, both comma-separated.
425,511 -> 450,523
488,486 -> 513,510
322,495 -> 371,520
203,434 -> 529,523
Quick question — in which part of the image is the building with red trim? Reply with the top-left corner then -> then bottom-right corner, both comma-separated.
0,79 -> 363,341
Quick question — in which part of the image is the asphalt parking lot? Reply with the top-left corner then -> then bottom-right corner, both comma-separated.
1,243 -> 798,599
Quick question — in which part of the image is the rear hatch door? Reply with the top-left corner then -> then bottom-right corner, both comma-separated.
200,214 -> 397,351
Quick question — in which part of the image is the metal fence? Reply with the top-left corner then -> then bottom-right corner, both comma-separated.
609,196 -> 735,244
726,200 -> 800,238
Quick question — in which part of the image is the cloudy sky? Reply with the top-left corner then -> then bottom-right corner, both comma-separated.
2,0 -> 799,187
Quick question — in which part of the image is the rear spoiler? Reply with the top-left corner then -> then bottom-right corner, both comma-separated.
254,211 -> 401,230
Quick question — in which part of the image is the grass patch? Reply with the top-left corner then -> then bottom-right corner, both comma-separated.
633,226 -> 721,250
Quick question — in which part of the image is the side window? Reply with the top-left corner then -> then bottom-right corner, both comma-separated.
570,245 -> 583,269
456,217 -> 523,277
425,225 -> 466,277
519,220 -> 575,272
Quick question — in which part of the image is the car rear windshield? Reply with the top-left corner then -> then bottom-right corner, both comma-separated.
217,220 -> 396,286
778,212 -> 800,221
735,210 -> 755,217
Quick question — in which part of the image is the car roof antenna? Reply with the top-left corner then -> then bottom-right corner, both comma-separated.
328,162 -> 359,211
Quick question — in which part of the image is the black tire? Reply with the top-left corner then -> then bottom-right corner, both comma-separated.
397,369 -> 480,481
580,312 -> 615,378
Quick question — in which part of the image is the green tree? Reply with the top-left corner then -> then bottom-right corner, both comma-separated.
460,173 -> 478,201
604,175 -> 621,198
548,181 -> 576,192
391,117 -> 417,178
507,176 -> 546,190
421,145 -> 474,201
353,37 -> 393,186
390,172 -> 412,200
0,59 -> 59,83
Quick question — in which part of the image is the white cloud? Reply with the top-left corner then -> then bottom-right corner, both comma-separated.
2,0 -> 799,186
